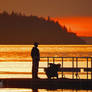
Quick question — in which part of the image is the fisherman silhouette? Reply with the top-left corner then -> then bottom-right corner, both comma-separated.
31,42 -> 40,79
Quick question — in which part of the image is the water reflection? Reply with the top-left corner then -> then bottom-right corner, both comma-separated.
0,88 -> 91,92
32,89 -> 38,92
0,45 -> 92,79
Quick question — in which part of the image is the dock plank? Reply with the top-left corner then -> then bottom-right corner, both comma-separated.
1,78 -> 92,90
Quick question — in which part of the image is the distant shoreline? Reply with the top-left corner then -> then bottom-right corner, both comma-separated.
0,44 -> 91,45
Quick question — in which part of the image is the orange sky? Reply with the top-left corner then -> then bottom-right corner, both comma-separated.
0,0 -> 92,37
51,17 -> 92,37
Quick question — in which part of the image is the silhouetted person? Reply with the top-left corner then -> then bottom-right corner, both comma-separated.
31,42 -> 40,79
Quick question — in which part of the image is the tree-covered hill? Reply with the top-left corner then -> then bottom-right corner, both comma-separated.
0,12 -> 86,44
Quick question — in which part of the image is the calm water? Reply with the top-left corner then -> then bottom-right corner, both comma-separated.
0,45 -> 92,92
0,45 -> 92,79
0,88 -> 92,92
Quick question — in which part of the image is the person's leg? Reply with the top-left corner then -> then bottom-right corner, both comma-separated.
35,61 -> 39,78
32,59 -> 36,79
32,59 -> 39,79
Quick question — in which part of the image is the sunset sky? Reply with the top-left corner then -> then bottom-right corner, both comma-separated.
52,17 -> 92,37
0,0 -> 92,36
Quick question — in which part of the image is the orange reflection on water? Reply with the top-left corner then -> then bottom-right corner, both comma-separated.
0,88 -> 32,92
0,45 -> 92,79
0,88 -> 91,92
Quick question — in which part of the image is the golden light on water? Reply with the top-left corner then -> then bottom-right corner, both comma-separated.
0,88 -> 91,92
0,88 -> 32,92
0,45 -> 92,79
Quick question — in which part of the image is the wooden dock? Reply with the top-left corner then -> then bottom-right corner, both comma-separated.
2,78 -> 92,90
1,57 -> 92,90
40,57 -> 92,79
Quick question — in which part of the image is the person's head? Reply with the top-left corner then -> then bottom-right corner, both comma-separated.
34,42 -> 39,47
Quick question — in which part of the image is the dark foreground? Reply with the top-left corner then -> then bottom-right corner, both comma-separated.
1,78 -> 92,90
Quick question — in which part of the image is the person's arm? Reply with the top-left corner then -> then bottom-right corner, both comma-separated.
38,49 -> 40,60
31,48 -> 34,58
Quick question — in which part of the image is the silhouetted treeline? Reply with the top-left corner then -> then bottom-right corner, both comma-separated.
0,11 -> 86,44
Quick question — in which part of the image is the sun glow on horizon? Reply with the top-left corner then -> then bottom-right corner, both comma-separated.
51,17 -> 92,37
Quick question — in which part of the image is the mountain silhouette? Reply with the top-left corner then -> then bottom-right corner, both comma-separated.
0,11 -> 86,44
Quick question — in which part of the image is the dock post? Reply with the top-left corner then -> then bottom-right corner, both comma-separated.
91,57 -> 92,80
62,57 -> 63,78
53,57 -> 55,64
72,57 -> 74,79
76,57 -> 78,79
87,57 -> 88,80
47,57 -> 49,67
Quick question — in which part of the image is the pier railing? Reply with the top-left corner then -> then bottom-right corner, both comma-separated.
40,57 -> 92,79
